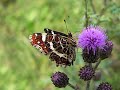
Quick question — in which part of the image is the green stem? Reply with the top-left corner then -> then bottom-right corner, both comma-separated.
90,0 -> 96,14
86,80 -> 90,90
85,0 -> 88,27
94,59 -> 101,70
68,83 -> 80,90
86,63 -> 92,90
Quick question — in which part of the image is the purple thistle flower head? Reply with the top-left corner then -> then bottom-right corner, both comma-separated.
97,82 -> 112,90
100,40 -> 113,60
79,65 -> 95,81
78,25 -> 107,53
51,72 -> 69,88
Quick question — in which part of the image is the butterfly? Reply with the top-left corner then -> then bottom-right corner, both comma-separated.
29,28 -> 76,67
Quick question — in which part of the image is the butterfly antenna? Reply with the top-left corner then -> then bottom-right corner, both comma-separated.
64,19 -> 70,34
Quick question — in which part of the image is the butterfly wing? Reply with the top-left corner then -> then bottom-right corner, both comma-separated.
29,28 -> 76,66
29,33 -> 53,54
44,28 -> 68,37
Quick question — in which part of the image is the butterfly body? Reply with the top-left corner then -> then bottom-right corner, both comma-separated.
29,28 -> 76,66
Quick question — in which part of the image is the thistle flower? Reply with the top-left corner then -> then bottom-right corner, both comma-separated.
78,26 -> 107,63
78,26 -> 107,52
79,65 -> 95,81
51,72 -> 69,88
97,82 -> 112,90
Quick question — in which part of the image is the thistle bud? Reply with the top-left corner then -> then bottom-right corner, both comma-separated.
79,65 -> 95,81
97,82 -> 112,90
51,72 -> 69,88
100,41 -> 113,60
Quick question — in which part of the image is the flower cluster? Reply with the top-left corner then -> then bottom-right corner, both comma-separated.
77,25 -> 113,90
49,25 -> 113,90
29,25 -> 113,90
78,26 -> 113,63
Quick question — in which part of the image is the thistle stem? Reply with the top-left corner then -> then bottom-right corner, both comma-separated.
68,83 -> 79,90
90,0 -> 96,14
85,0 -> 88,28
86,60 -> 102,90
84,0 -> 94,89
86,80 -> 90,90
86,63 -> 92,90
94,59 -> 101,70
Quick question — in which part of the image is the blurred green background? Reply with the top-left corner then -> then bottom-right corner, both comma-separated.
0,0 -> 120,90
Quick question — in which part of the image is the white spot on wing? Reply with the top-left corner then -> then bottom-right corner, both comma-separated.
51,31 -> 54,34
47,29 -> 49,31
33,44 -> 43,52
60,41 -> 63,48
42,33 -> 47,42
35,34 -> 37,36
29,35 -> 32,39
49,42 -> 54,50
35,45 -> 40,49
29,35 -> 33,42
37,41 -> 40,44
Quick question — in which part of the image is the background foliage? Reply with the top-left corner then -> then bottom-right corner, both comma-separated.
0,0 -> 120,90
